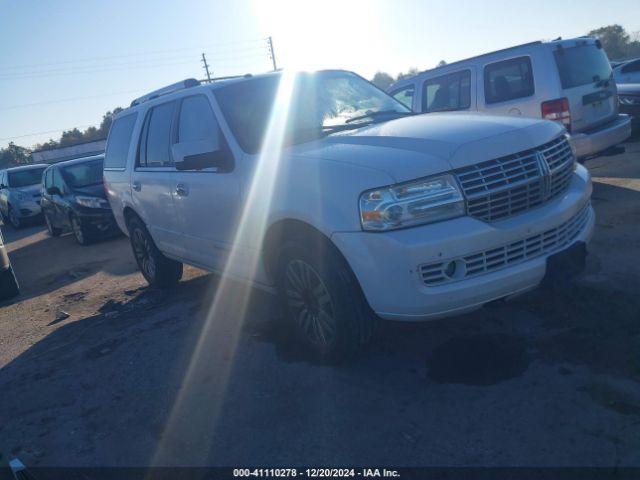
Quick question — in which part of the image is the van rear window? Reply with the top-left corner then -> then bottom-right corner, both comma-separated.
554,44 -> 612,89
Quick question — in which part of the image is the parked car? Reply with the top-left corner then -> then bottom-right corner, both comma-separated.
104,71 -> 594,360
388,37 -> 631,159
617,83 -> 640,129
0,226 -> 19,300
41,155 -> 119,245
613,58 -> 640,84
0,164 -> 47,228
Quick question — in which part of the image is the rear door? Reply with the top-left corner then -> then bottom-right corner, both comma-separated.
553,40 -> 617,133
131,100 -> 185,258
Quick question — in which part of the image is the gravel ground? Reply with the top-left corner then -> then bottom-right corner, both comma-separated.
0,140 -> 639,469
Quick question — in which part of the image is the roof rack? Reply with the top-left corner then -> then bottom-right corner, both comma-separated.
130,78 -> 200,107
200,73 -> 254,83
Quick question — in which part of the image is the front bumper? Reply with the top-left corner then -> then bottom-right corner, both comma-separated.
75,209 -> 119,235
332,165 -> 593,321
570,114 -> 631,158
15,200 -> 42,218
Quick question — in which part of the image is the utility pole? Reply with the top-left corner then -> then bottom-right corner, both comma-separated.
267,36 -> 277,71
201,53 -> 212,82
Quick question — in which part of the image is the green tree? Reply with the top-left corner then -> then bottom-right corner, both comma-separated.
396,67 -> 418,82
588,24 -> 640,60
371,71 -> 395,90
0,142 -> 31,169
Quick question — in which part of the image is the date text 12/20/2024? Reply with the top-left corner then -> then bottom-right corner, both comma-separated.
233,469 -> 400,478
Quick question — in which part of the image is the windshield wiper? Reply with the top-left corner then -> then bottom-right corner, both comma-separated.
345,109 -> 414,124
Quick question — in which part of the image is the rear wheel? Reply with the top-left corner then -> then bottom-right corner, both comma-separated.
127,216 -> 182,288
273,237 -> 375,362
45,214 -> 62,237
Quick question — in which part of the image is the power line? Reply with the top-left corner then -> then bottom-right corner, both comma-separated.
0,38 -> 270,71
0,89 -> 147,111
0,125 -> 95,142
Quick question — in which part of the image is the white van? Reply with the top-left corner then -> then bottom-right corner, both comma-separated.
104,71 -> 593,360
388,37 -> 631,159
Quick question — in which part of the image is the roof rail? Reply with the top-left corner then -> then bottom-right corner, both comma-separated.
130,78 -> 200,107
200,73 -> 254,83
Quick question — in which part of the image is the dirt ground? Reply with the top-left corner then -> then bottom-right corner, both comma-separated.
1,139 -> 640,469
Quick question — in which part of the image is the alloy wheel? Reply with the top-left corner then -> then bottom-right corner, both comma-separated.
132,228 -> 156,280
284,259 -> 336,348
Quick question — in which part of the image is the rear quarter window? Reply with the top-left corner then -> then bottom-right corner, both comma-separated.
423,70 -> 471,112
105,113 -> 137,169
484,56 -> 534,104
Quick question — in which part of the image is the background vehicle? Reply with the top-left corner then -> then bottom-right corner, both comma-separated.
0,226 -> 19,300
613,58 -> 640,84
388,37 -> 631,159
0,164 -> 47,228
617,83 -> 640,129
41,155 -> 118,245
104,72 -> 593,360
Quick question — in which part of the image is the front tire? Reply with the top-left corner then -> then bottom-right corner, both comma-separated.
70,214 -> 91,245
8,206 -> 21,229
274,237 -> 375,362
127,216 -> 182,288
45,214 -> 62,237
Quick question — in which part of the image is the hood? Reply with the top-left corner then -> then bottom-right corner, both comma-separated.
291,113 -> 565,183
15,184 -> 42,195
72,183 -> 106,198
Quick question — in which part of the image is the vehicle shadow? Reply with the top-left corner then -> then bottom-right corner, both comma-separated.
0,231 -> 133,307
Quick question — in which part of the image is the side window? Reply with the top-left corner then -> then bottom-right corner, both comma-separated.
484,56 -> 534,104
43,169 -> 51,189
52,169 -> 65,194
390,86 -> 415,109
422,70 -> 471,112
140,101 -> 176,168
621,60 -> 640,74
105,113 -> 137,169
177,95 -> 219,143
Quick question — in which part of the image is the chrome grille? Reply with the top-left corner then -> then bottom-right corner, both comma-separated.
419,202 -> 591,286
455,136 -> 575,222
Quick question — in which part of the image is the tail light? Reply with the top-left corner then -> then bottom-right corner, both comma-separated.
541,97 -> 571,132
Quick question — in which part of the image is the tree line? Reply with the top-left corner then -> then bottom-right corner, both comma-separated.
2,24 -> 639,169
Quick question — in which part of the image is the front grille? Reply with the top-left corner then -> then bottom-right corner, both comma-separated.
455,136 -> 575,222
419,201 -> 591,286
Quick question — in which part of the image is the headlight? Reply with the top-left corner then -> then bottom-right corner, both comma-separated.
76,196 -> 109,209
619,95 -> 640,105
359,174 -> 465,231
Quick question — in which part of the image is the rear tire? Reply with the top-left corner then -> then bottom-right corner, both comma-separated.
45,214 -> 62,237
0,265 -> 19,301
273,236 -> 375,362
127,216 -> 182,288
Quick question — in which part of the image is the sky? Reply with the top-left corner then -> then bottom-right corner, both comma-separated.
0,0 -> 639,149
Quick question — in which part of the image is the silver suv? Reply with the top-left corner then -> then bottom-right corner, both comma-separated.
0,164 -> 48,228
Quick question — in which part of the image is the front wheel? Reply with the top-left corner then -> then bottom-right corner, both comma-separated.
71,214 -> 91,245
8,206 -> 21,229
127,216 -> 182,288
274,238 -> 375,362
45,214 -> 62,237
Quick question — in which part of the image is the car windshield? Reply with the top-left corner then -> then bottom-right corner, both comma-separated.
554,43 -> 613,89
214,71 -> 411,154
7,167 -> 46,188
61,159 -> 104,188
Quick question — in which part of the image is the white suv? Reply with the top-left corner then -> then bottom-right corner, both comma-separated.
104,70 -> 594,360
388,37 -> 631,159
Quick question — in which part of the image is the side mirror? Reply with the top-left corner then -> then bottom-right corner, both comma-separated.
47,186 -> 61,196
172,138 -> 232,172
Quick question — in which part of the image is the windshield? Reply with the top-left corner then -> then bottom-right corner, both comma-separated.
7,167 -> 46,188
554,43 -> 613,89
61,159 -> 104,188
214,71 -> 411,154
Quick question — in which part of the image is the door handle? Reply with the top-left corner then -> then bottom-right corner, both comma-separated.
175,183 -> 189,197
132,181 -> 142,192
